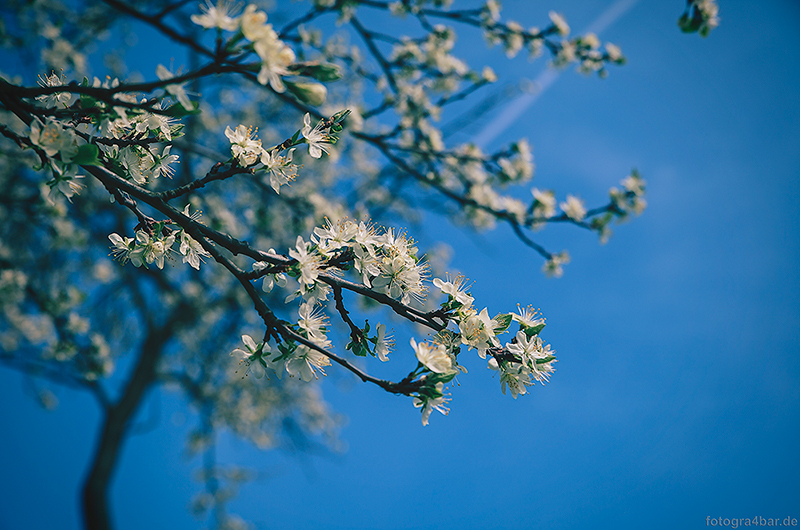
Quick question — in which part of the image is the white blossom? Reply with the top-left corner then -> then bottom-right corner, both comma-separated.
230,334 -> 266,379
302,113 -> 331,159
411,338 -> 453,374
225,124 -> 262,166
433,275 -> 474,307
375,323 -> 392,362
253,28 -> 296,92
413,383 -> 450,425
542,250 -> 570,278
549,11 -> 570,36
288,236 -> 322,289
156,64 -> 192,110
260,148 -> 297,193
36,71 -> 70,108
191,0 -> 240,31
560,194 -> 586,221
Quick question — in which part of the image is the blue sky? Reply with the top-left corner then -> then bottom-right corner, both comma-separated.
1,1 -> 799,529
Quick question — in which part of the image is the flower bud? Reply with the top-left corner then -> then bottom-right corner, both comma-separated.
285,80 -> 327,106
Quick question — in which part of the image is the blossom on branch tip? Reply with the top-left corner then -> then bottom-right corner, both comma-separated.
47,162 -> 84,202
512,305 -> 545,331
260,148 -> 297,194
252,24 -> 296,92
156,64 -> 192,110
542,251 -> 570,278
433,275 -> 474,308
190,0 -> 240,31
36,71 -> 70,108
560,194 -> 586,221
288,236 -> 322,289
413,382 -> 450,426
375,324 -> 393,362
30,118 -> 77,160
459,307 -> 500,358
548,11 -> 570,36
285,345 -> 330,382
149,146 -> 180,180
411,338 -> 453,374
488,356 -> 532,399
134,101 -> 175,141
178,221 -> 210,271
302,113 -> 331,159
231,335 -> 266,379
532,188 -> 556,222
225,124 -> 262,166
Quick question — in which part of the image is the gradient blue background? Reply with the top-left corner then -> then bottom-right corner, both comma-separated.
1,1 -> 798,529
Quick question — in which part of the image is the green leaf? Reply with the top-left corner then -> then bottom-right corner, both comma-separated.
163,103 -> 201,118
79,93 -> 98,108
72,144 -> 102,166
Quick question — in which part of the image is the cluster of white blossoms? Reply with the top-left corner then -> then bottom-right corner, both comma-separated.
231,303 -> 333,383
29,69 -> 188,203
192,2 -> 297,93
240,229 -> 557,425
253,219 -> 428,307
29,117 -> 85,201
108,206 -> 211,271
477,5 -> 624,75
609,170 -> 647,217
410,276 -> 556,423
224,112 -> 343,193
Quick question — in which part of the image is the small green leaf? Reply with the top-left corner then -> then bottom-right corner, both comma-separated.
288,62 -> 342,82
351,340 -> 369,357
72,144 -> 102,166
163,103 -> 200,117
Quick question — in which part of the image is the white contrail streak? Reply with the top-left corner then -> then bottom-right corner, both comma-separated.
471,0 -> 640,148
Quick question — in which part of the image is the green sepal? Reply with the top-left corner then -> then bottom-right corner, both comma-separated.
493,313 -> 513,334
418,384 -> 444,400
332,109 -> 351,124
72,144 -> 102,166
288,62 -> 342,82
273,340 -> 296,362
523,322 -> 546,337
431,371 -> 456,384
